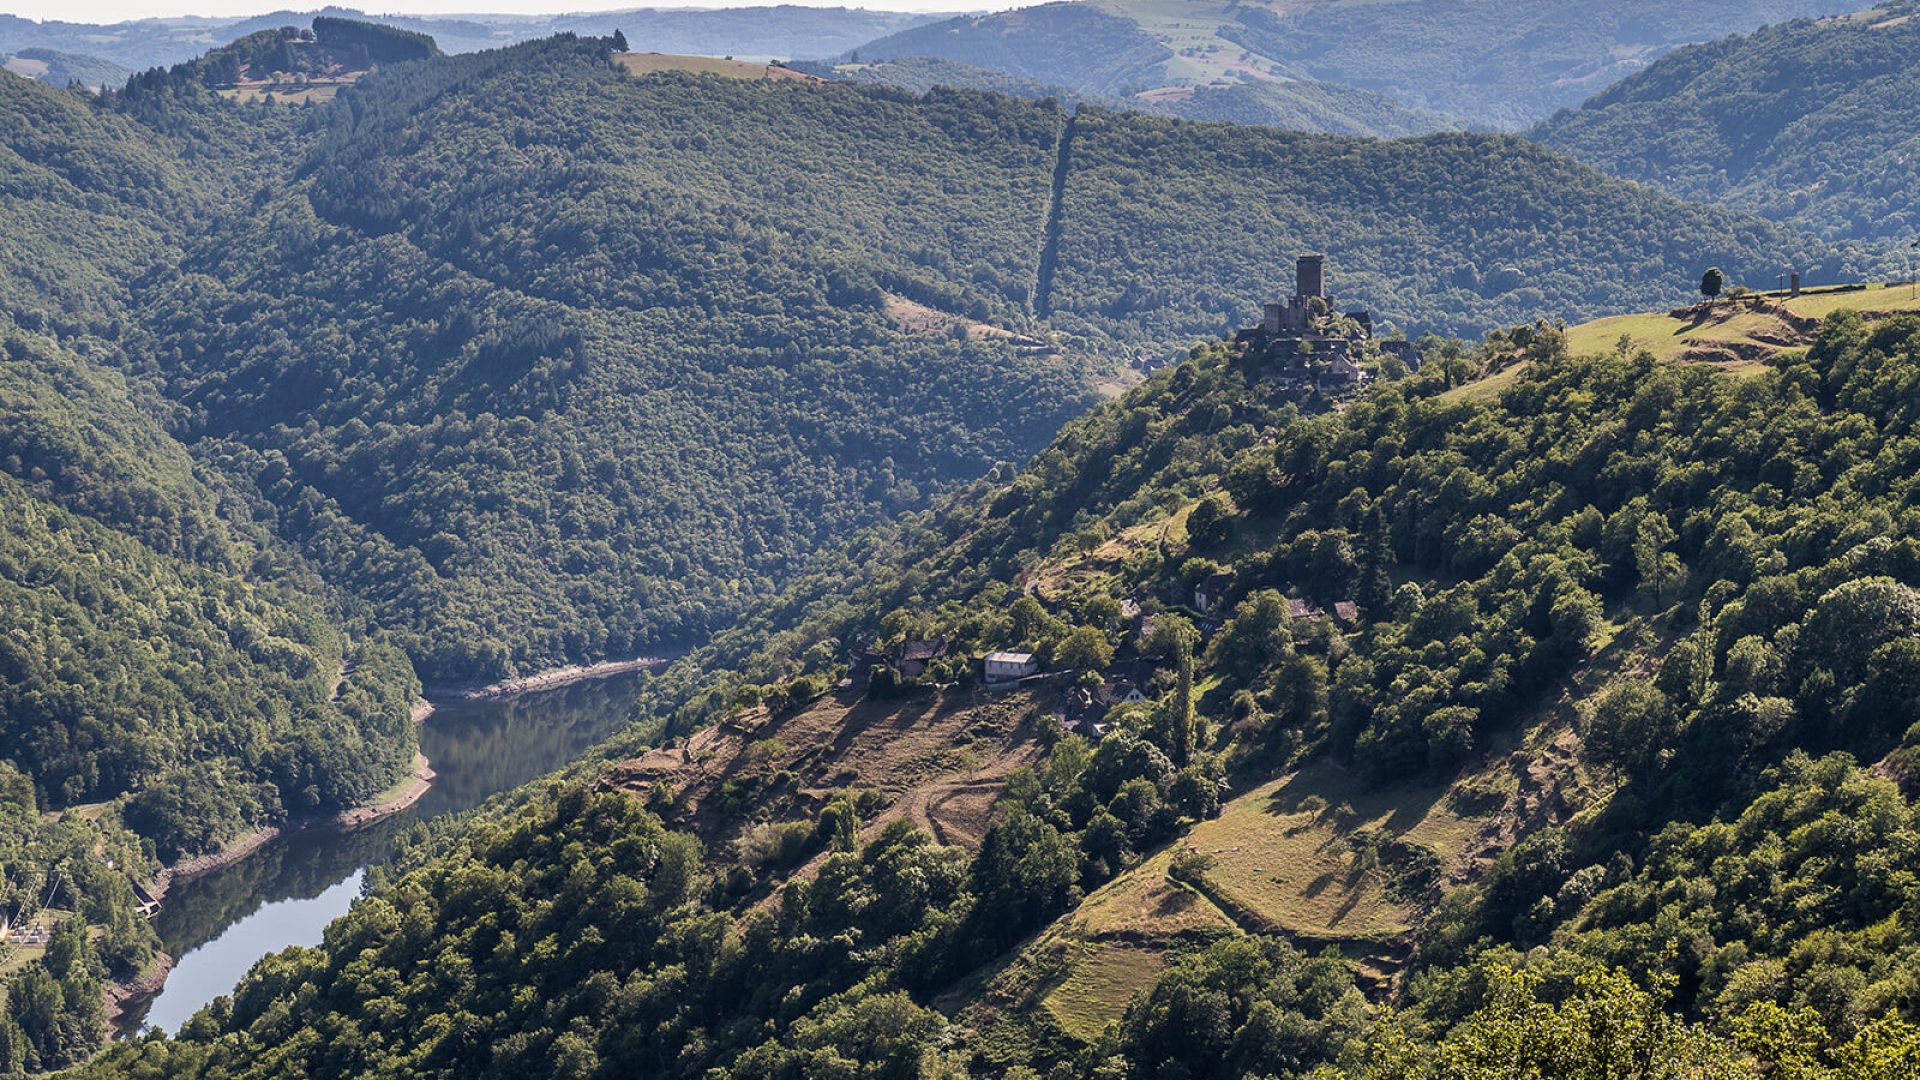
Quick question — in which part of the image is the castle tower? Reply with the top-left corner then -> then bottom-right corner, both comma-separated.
1296,253 -> 1326,300
1263,301 -> 1285,335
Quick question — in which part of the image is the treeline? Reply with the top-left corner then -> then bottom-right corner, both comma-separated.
120,19 -> 437,95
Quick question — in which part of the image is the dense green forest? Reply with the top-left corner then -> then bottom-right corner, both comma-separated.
71,297 -> 1920,1076
129,36 -> 1092,680
0,327 -> 420,850
0,55 -> 413,1069
1043,110 -> 1855,348
838,0 -> 1869,130
1531,2 -> 1920,242
0,317 -> 420,1072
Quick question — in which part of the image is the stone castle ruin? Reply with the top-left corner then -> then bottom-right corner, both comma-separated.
1235,254 -> 1419,389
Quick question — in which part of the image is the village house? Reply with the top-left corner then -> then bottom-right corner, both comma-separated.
865,637 -> 950,680
1379,339 -> 1422,370
1061,658 -> 1156,735
1194,570 -> 1235,612
985,651 -> 1040,684
1286,597 -> 1324,622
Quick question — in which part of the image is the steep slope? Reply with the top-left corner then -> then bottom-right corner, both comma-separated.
0,336 -> 422,854
0,52 -> 420,860
0,67 -> 195,337
71,302 -> 1920,1076
844,0 -> 1871,131
1531,3 -> 1920,242
0,47 -> 414,1073
0,319 -> 421,1073
5,26 -> 1917,1074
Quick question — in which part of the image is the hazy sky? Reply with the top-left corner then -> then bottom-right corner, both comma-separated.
2,0 -> 982,22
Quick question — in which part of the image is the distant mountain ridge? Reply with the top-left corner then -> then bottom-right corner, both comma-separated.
0,4 -> 946,84
1530,2 -> 1920,242
1,47 -> 130,89
815,53 -> 1450,138
841,0 -> 1876,130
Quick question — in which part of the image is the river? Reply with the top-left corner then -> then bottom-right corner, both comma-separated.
116,669 -> 651,1035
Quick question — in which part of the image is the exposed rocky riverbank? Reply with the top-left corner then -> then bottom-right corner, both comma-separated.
103,951 -> 174,1033
439,655 -> 674,701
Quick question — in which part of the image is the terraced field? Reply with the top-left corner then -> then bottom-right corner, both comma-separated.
612,683 -> 1051,854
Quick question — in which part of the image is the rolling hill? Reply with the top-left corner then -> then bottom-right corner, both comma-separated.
1562,279 -> 1920,364
1531,2 -> 1920,242
843,0 -> 1874,130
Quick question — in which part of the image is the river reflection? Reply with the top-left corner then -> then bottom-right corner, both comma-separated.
117,670 -> 648,1034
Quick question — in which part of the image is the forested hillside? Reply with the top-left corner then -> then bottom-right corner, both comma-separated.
75,299 -> 1920,1075
0,21 -> 1909,1075
1531,3 -> 1920,242
817,54 -> 1448,138
842,0 -> 1869,130
1043,110 -> 1852,347
0,316 -> 421,1072
131,36 -> 1091,681
0,35 -> 1084,1067
0,68 -> 197,337
81,31 -> 1850,683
